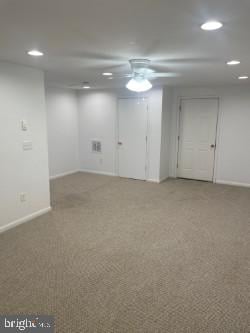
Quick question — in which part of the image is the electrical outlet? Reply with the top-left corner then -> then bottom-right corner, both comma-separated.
20,192 -> 27,202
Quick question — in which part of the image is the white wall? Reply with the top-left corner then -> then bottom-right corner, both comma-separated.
168,85 -> 250,186
160,87 -> 173,181
46,83 -> 250,187
78,90 -> 117,176
147,88 -> 164,182
46,87 -> 79,178
77,88 -> 164,181
0,62 -> 50,231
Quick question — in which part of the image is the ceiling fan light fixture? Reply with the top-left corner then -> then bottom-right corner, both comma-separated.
126,78 -> 152,92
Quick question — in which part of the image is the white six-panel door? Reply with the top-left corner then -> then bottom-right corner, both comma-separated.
118,98 -> 148,180
177,98 -> 218,181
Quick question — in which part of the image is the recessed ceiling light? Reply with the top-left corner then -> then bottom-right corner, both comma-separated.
27,49 -> 44,56
238,75 -> 248,80
82,82 -> 90,89
102,72 -> 113,76
201,21 -> 223,31
227,60 -> 240,65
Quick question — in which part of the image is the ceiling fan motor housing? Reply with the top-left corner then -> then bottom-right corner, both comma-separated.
129,59 -> 151,77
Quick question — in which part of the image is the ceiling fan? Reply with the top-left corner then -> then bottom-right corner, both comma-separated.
110,59 -> 178,92
70,58 -> 179,91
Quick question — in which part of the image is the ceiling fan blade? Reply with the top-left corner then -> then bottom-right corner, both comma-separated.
148,72 -> 179,78
69,85 -> 84,89
111,73 -> 133,78
103,63 -> 130,73
154,57 -> 221,69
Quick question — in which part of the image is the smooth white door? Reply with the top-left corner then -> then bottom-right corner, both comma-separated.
177,98 -> 218,181
118,98 -> 148,180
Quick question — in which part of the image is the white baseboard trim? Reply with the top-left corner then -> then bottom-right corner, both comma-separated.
80,169 -> 116,177
215,180 -> 250,188
159,176 -> 169,183
0,207 -> 52,234
50,170 -> 80,180
147,179 -> 161,183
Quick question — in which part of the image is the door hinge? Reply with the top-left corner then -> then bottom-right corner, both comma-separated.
145,136 -> 148,142
179,105 -> 182,112
178,135 -> 180,141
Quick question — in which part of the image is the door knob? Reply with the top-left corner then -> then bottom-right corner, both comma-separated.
210,144 -> 215,148
118,142 -> 123,145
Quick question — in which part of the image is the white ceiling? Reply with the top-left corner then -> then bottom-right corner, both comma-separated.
1,0 -> 250,89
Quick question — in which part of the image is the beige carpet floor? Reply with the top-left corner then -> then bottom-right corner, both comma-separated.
0,172 -> 250,332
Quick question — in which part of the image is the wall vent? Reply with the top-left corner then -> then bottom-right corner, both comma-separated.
91,140 -> 102,153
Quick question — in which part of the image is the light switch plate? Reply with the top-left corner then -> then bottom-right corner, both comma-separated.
23,141 -> 33,151
20,192 -> 27,202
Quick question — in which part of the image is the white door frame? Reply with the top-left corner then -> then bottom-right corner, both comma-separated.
175,96 -> 221,183
116,97 -> 149,180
